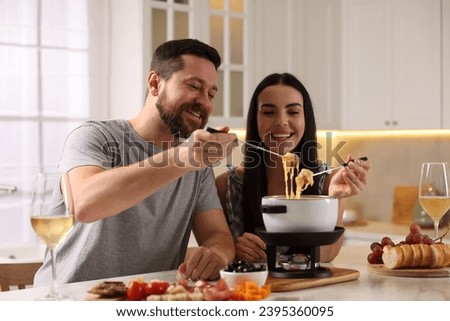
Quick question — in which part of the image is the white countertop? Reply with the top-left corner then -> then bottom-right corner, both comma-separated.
0,244 -> 448,301
343,220 -> 448,245
282,245 -> 449,301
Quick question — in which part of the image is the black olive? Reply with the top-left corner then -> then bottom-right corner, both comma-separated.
224,261 -> 266,273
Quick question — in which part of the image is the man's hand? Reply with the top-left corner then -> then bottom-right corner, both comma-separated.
178,246 -> 227,281
177,127 -> 238,169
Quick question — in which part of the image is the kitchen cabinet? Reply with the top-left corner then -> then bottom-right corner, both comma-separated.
265,0 -> 446,130
107,0 -> 448,130
290,0 -> 342,130
341,0 -> 442,129
251,0 -> 344,130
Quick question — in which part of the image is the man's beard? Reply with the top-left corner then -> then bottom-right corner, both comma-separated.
156,91 -> 209,139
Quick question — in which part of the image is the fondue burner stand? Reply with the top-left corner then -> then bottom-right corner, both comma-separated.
255,227 -> 345,278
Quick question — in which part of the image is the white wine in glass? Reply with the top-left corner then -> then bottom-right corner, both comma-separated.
418,162 -> 450,239
30,172 -> 74,300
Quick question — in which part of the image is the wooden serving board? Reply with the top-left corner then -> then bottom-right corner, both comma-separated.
367,264 -> 450,277
265,267 -> 359,292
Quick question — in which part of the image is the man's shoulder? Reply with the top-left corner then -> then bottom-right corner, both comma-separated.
71,119 -> 128,135
82,119 -> 127,129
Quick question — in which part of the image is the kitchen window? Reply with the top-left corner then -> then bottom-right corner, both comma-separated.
145,0 -> 250,128
0,0 -> 109,244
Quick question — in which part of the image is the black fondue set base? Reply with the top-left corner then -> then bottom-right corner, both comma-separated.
255,227 -> 345,279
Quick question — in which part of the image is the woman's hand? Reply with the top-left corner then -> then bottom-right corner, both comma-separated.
328,155 -> 370,198
235,232 -> 267,262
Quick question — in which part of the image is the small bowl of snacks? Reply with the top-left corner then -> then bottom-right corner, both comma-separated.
220,261 -> 268,289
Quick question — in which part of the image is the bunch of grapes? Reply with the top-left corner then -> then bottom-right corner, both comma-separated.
367,223 -> 436,264
401,224 -> 435,245
367,237 -> 393,264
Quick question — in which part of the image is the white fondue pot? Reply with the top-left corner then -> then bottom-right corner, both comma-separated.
261,195 -> 338,233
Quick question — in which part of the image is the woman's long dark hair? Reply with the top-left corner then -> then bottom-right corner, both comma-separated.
242,73 -> 320,233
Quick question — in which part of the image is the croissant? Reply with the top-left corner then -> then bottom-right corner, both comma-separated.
382,243 -> 450,269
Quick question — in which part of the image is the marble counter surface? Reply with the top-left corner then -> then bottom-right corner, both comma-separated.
0,244 -> 448,301
343,220 -> 449,246
271,245 -> 450,301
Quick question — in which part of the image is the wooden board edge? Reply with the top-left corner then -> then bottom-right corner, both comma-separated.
367,263 -> 450,277
268,268 -> 360,292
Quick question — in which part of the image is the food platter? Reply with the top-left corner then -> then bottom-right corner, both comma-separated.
86,263 -> 273,301
367,264 -> 450,277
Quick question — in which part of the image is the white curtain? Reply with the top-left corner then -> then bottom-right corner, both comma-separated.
0,0 -> 110,245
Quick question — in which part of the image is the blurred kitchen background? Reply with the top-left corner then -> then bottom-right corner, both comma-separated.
1,0 -> 450,248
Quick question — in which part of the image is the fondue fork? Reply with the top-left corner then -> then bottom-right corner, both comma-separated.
205,127 -> 284,158
312,157 -> 368,176
206,128 -> 367,173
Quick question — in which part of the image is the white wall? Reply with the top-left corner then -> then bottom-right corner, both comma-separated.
443,0 -> 450,127
251,0 -> 290,81
109,0 -> 146,120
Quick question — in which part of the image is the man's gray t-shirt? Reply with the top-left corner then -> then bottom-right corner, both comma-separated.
34,119 -> 222,285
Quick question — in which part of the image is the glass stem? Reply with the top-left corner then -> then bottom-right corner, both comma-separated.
50,248 -> 58,296
434,221 -> 439,239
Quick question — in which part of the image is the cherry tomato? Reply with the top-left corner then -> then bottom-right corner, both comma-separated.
145,281 -> 170,295
214,279 -> 229,291
126,281 -> 146,301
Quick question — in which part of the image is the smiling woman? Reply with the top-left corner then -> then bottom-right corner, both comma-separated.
215,72 -> 370,264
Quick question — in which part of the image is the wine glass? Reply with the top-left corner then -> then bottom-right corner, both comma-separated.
418,162 -> 450,239
30,172 -> 74,300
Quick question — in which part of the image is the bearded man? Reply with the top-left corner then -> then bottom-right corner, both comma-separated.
34,39 -> 238,285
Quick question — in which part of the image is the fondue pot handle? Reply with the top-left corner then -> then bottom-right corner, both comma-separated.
261,205 -> 287,214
